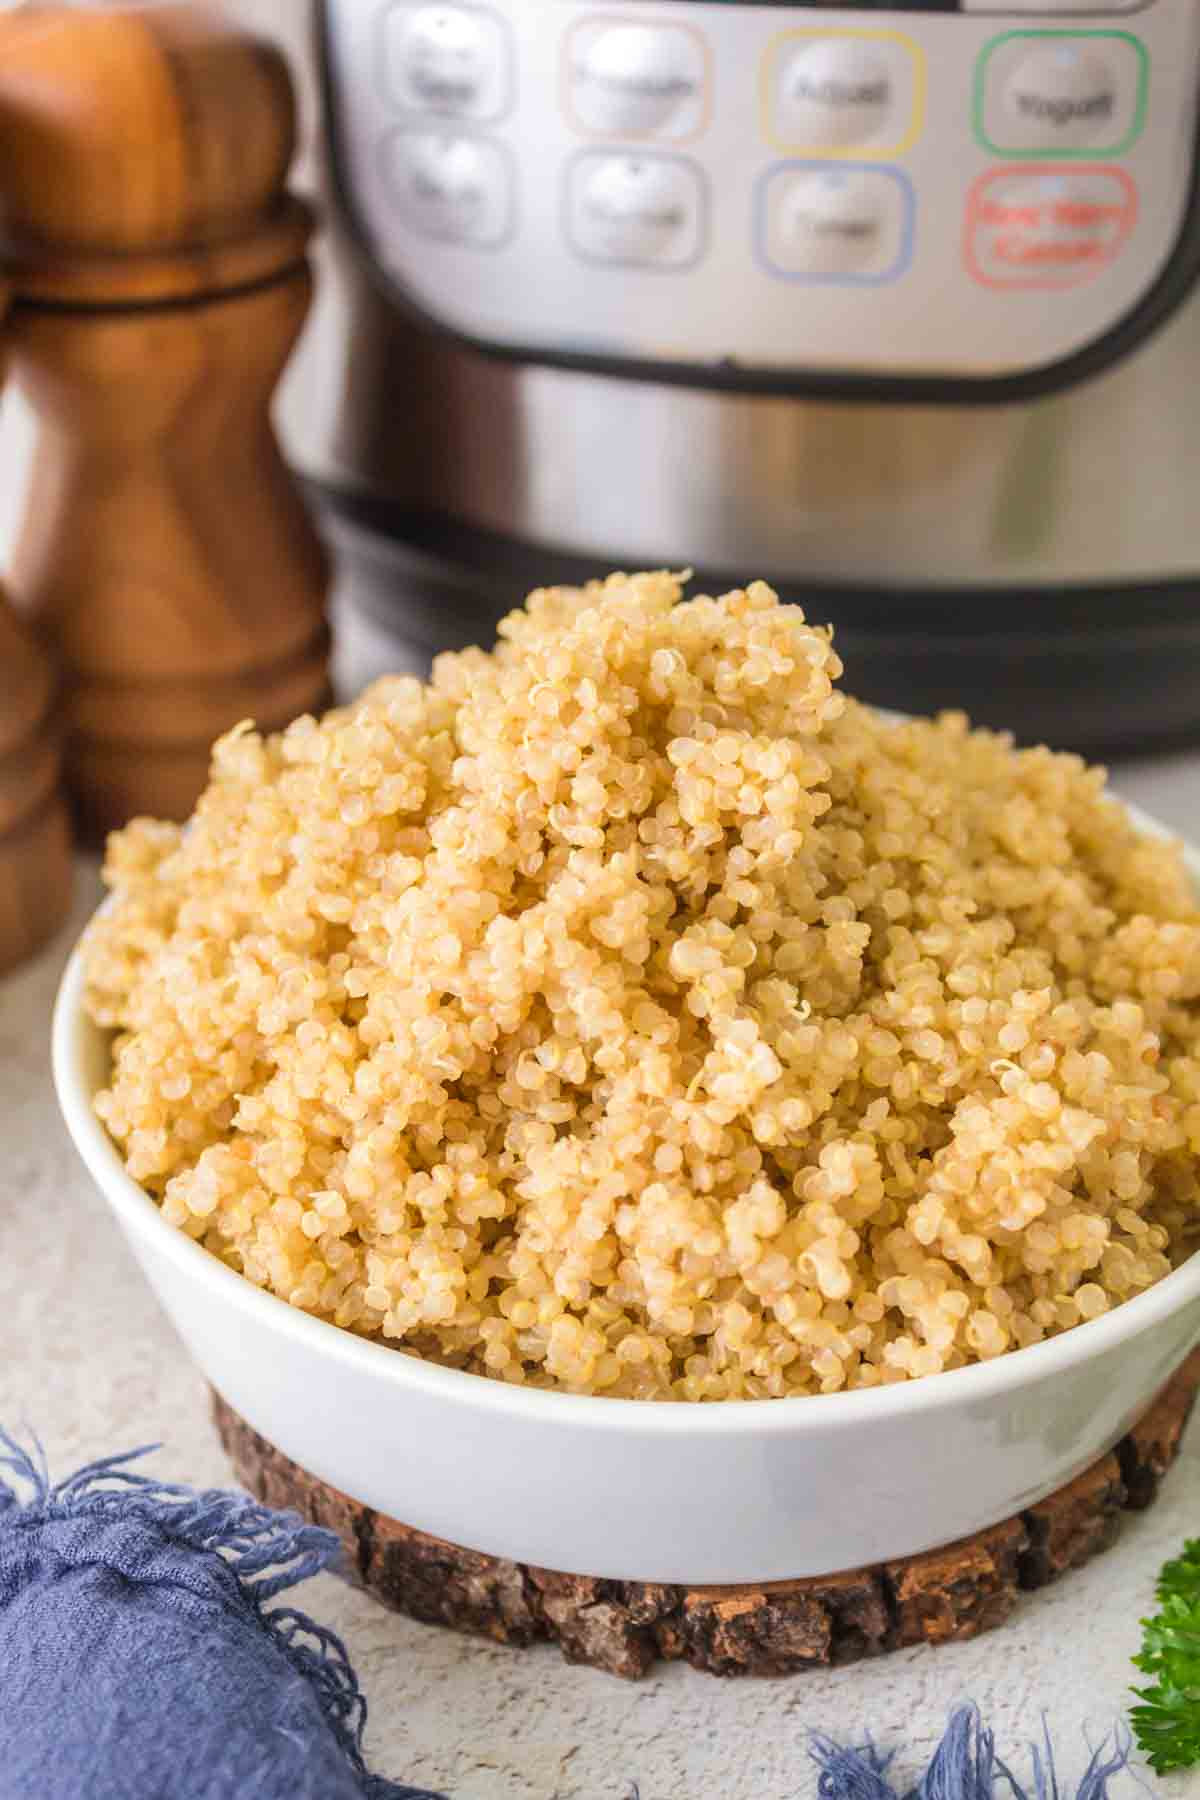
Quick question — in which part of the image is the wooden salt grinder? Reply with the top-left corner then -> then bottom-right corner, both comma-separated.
0,4 -> 332,840
0,274 -> 73,976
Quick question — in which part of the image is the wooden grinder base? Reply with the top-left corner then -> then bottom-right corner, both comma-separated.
214,1351 -> 1200,1681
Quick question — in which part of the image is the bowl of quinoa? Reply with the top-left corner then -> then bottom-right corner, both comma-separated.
54,572 -> 1200,1580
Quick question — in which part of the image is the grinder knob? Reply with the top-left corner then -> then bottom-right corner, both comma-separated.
0,3 -> 331,841
0,3 -> 295,258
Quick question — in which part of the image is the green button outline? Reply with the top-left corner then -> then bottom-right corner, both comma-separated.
973,30 -> 1148,160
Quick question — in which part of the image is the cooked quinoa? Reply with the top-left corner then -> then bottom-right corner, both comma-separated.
82,573 -> 1200,1399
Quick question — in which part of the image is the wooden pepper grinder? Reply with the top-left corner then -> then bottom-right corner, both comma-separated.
0,566 -> 73,976
0,3 -> 331,840
0,265 -> 73,973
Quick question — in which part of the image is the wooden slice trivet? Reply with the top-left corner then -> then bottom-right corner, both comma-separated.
213,1350 -> 1200,1681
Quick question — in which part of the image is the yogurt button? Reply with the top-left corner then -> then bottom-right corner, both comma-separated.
776,39 -> 894,151
570,25 -> 704,137
1003,45 -> 1118,149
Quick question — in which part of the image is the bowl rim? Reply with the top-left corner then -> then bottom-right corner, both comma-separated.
53,795 -> 1200,1439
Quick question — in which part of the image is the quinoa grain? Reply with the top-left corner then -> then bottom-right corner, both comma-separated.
83,574 -> 1200,1399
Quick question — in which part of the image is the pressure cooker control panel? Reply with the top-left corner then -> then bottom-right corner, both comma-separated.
321,1 -> 1200,390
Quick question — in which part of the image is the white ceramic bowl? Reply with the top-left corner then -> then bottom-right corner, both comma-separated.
53,806 -> 1200,1585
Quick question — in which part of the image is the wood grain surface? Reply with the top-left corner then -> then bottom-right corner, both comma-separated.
0,3 -> 331,839
0,589 -> 72,974
0,267 -> 72,975
0,5 -> 296,271
214,1347 -> 1200,1680
9,271 -> 331,837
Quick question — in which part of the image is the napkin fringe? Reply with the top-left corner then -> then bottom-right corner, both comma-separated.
0,1430 -> 443,1800
809,1704 -> 1133,1800
0,1438 -> 1134,1800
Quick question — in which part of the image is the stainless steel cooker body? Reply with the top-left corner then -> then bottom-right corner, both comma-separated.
293,1 -> 1200,747
308,254 -> 1200,590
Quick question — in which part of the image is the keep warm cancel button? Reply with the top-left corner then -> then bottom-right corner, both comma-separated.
965,165 -> 1136,289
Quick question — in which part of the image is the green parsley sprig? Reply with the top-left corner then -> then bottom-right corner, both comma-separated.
1131,1537 -> 1200,1773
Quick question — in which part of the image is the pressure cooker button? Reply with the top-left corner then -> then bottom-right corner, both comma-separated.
779,172 -> 884,274
1004,47 -> 1117,150
977,32 -> 1145,156
965,167 -> 1137,289
766,34 -> 923,157
382,2 -> 511,122
383,130 -> 513,246
567,153 -> 705,268
566,22 -> 708,140
775,40 -> 893,150
759,165 -> 913,284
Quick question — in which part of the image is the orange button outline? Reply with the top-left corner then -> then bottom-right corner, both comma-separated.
964,162 -> 1138,290
561,13 -> 713,146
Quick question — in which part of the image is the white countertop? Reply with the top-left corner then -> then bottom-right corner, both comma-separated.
1,2 -> 1197,1768
1,0 -> 1195,1785
1,591 -> 1198,1799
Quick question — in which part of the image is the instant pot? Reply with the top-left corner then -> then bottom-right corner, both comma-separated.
292,1 -> 1200,750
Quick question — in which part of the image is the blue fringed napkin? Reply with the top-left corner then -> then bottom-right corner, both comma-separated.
0,1431 -> 1136,1800
810,1707 -> 1132,1799
0,1432 -> 441,1800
